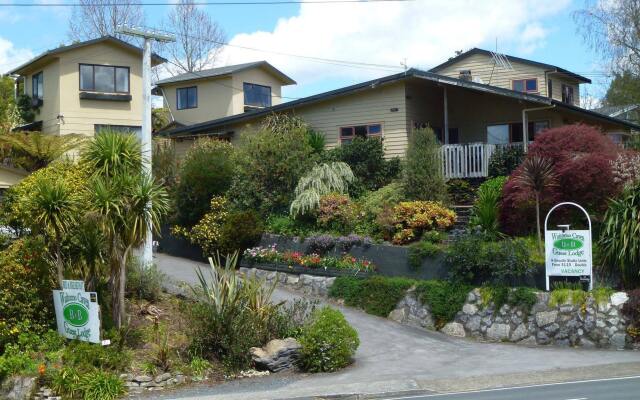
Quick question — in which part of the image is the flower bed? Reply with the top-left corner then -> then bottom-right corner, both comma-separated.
243,245 -> 376,274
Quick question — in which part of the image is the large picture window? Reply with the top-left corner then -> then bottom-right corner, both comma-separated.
243,83 -> 272,110
80,64 -> 129,93
176,86 -> 198,110
32,71 -> 43,100
487,120 -> 549,144
340,123 -> 382,144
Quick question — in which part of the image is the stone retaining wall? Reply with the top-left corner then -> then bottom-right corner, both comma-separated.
390,288 -> 633,350
239,267 -> 336,297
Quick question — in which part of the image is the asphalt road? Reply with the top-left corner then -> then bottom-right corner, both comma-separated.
382,376 -> 640,400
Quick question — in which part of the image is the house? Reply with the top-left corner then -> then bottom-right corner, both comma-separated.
157,49 -> 639,178
593,104 -> 639,144
7,36 -> 166,136
153,61 -> 296,134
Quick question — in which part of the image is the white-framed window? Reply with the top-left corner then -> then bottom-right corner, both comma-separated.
176,86 -> 198,110
512,78 -> 538,93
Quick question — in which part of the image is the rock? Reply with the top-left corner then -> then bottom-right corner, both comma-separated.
466,315 -> 481,332
466,291 -> 477,303
134,375 -> 153,383
610,333 -> 627,350
462,303 -> 478,315
486,323 -> 510,341
545,323 -> 560,334
510,323 -> 529,342
119,373 -> 133,381
250,338 -> 301,372
155,372 -> 172,383
441,322 -> 466,337
597,302 -> 611,313
535,311 -> 557,327
519,336 -> 538,346
559,305 -> 574,313
536,331 -> 550,345
580,338 -> 596,348
596,319 -> 606,328
1,376 -> 37,400
388,308 -> 406,323
174,375 -> 186,385
610,292 -> 629,307
286,275 -> 299,286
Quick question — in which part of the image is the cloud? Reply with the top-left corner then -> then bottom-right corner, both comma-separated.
0,37 -> 34,74
219,0 -> 572,95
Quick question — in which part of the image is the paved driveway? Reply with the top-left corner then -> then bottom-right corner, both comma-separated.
151,253 -> 640,400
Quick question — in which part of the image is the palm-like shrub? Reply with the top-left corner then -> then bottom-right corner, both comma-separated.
514,156 -> 557,251
599,183 -> 640,287
402,127 -> 447,202
470,176 -> 507,238
306,130 -> 325,154
290,162 -> 354,217
0,132 -> 85,171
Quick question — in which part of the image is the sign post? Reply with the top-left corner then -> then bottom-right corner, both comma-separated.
544,202 -> 593,291
53,280 -> 101,343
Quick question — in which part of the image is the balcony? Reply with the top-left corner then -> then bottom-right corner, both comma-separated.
441,142 -> 526,179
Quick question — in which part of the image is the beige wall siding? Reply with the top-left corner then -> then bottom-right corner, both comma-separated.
24,59 -> 60,135
55,42 -> 144,136
160,67 -> 286,126
548,74 -> 580,106
161,77 -> 234,126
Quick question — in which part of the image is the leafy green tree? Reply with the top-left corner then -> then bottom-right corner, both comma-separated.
0,76 -> 19,134
290,162 -> 354,217
402,128 -> 447,202
82,130 -> 170,328
0,132 -> 85,171
603,70 -> 640,110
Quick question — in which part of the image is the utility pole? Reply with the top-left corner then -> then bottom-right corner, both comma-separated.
117,26 -> 175,267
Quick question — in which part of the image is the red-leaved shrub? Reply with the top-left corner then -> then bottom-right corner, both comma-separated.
500,124 -> 622,235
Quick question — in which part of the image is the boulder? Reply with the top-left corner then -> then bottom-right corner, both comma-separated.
0,376 -> 37,400
462,304 -> 478,315
510,323 -> 529,342
535,310 -> 557,327
250,338 -> 301,372
486,323 -> 510,341
441,322 -> 466,338
610,292 -> 629,307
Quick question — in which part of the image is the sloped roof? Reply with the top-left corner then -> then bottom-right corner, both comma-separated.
594,104 -> 639,118
429,48 -> 591,84
155,61 -> 296,86
7,36 -> 167,75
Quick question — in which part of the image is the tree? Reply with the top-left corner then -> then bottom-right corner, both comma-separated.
575,0 -> 640,75
514,156 -> 557,251
69,0 -> 144,43
402,127 -> 447,202
0,132 -> 86,171
290,162 -> 354,217
603,70 -> 640,108
82,130 -> 169,328
0,76 -> 20,134
161,0 -> 226,75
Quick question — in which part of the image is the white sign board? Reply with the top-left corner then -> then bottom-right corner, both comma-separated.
544,203 -> 593,291
53,280 -> 101,343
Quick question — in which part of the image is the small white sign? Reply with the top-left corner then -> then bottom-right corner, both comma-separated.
53,280 -> 101,343
544,202 -> 593,291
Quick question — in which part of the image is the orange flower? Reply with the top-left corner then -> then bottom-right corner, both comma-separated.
38,363 -> 46,376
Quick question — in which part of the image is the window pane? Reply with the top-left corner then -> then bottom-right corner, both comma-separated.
368,124 -> 381,135
534,121 -> 549,135
37,75 -> 43,99
177,89 -> 186,109
187,87 -> 197,108
354,125 -> 367,136
80,65 -> 93,91
94,66 -> 115,92
526,79 -> 537,91
115,67 -> 129,92
512,80 -> 524,92
243,83 -> 271,107
511,123 -> 523,142
487,124 -> 509,144
340,127 -> 353,137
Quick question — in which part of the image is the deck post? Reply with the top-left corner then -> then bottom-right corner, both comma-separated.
443,86 -> 449,144
522,109 -> 529,153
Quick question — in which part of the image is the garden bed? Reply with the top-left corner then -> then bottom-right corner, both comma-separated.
240,261 -> 373,278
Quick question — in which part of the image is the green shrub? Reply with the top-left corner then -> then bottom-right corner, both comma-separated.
298,307 -> 359,372
126,259 -> 165,302
317,193 -> 358,234
50,366 -> 82,399
549,288 -> 588,307
77,370 -> 125,400
323,137 -> 401,197
290,162 -> 355,217
0,237 -> 54,352
229,126 -> 315,215
488,145 -> 524,177
0,345 -> 38,380
470,176 -> 507,237
218,210 -> 264,255
189,356 -> 212,379
265,214 -> 315,237
328,276 -> 414,317
62,340 -> 131,372
414,281 -> 471,327
446,179 -> 476,204
446,233 -> 535,286
174,138 -> 235,227
479,286 -> 537,312
306,130 -> 326,154
408,240 -> 441,269
402,128 -> 447,202
599,182 -> 640,287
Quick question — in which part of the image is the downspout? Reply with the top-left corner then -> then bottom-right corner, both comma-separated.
522,105 -> 555,152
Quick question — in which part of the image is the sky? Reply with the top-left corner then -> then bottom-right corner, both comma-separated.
0,0 -> 611,105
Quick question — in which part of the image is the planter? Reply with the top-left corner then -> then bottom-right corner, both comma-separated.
240,261 -> 373,278
258,233 -> 449,281
156,224 -> 207,263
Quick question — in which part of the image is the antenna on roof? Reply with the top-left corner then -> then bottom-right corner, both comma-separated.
490,38 -> 513,71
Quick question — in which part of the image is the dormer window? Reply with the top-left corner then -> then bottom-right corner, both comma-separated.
80,64 -> 129,93
512,78 -> 538,93
243,82 -> 271,111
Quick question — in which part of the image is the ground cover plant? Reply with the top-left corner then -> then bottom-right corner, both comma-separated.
243,245 -> 376,273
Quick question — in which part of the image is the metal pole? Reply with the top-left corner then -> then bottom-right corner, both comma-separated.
141,37 -> 153,266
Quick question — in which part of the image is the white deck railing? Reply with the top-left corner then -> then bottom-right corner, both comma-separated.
441,142 -> 525,179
